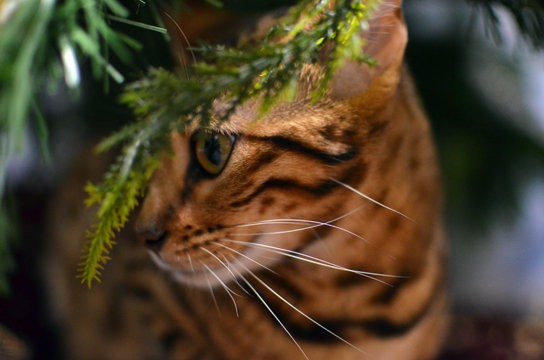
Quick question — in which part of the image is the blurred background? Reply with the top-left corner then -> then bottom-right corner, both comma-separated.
404,0 -> 544,317
1,0 -> 543,358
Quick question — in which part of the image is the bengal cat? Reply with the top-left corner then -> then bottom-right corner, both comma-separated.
46,1 -> 448,359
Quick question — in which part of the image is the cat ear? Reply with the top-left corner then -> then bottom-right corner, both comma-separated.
329,0 -> 407,100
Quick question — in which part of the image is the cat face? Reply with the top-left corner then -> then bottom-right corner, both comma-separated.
135,1 -> 407,288
136,97 -> 362,286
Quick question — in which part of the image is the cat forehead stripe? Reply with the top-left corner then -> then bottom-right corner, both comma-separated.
245,135 -> 358,164
229,178 -> 341,209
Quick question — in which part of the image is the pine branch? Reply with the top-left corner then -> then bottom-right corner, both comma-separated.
79,159 -> 160,286
0,0 -> 153,198
79,110 -> 169,286
0,0 -> 165,289
79,0 -> 382,286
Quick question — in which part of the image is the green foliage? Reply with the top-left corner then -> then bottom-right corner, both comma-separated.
79,157 -> 160,287
122,1 -> 377,124
0,0 -> 141,179
79,0 -> 381,286
0,0 -> 54,196
0,0 -> 165,288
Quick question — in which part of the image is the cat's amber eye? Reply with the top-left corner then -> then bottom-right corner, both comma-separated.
193,131 -> 236,176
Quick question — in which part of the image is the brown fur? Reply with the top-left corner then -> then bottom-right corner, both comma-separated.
46,1 -> 447,359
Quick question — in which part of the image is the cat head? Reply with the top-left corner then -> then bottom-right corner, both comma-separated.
135,0 -> 407,287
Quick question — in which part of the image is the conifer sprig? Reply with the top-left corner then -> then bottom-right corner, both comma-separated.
79,0 -> 382,285
0,0 -> 157,291
0,0 -> 141,181
80,166 -> 161,286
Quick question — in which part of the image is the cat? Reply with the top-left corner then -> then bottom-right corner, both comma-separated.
46,0 -> 448,359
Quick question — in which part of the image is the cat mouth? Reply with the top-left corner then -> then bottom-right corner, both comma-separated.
147,250 -> 222,285
146,235 -> 265,288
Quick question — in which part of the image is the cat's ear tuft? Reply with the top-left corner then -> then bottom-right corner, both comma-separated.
329,0 -> 407,100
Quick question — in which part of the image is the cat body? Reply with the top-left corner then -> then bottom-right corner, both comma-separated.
46,1 -> 448,359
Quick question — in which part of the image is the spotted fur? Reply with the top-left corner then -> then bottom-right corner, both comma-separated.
46,1 -> 448,359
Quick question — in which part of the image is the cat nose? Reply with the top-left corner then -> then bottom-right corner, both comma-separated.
138,225 -> 167,253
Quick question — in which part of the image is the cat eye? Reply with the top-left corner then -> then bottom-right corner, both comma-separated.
193,131 -> 236,176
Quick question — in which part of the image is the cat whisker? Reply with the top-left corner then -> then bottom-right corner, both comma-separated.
201,247 -> 249,296
222,239 -> 404,286
238,262 -> 367,356
202,262 -> 240,318
231,218 -> 365,242
229,266 -> 310,360
219,253 -> 254,297
200,248 -> 240,317
214,241 -> 278,275
231,205 -> 364,232
204,271 -> 221,314
330,177 -> 414,222
162,12 -> 198,77
186,252 -> 196,275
